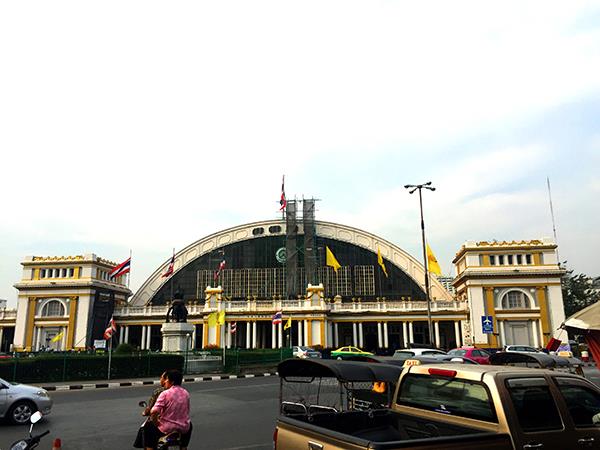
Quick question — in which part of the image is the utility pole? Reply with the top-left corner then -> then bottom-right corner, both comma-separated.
405,181 -> 436,347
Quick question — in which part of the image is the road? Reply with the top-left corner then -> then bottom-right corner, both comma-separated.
0,376 -> 280,450
1,366 -> 599,449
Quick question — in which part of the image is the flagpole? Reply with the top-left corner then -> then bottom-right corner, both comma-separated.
170,248 -> 175,300
127,249 -> 132,289
107,335 -> 112,381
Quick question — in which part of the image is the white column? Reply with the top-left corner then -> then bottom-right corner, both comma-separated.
538,319 -> 544,348
125,326 -> 130,344
246,322 -> 251,349
454,321 -> 461,348
408,321 -> 414,344
304,320 -> 309,346
271,322 -> 276,349
531,320 -> 539,348
297,321 -> 303,347
278,322 -> 283,348
192,326 -> 197,350
141,325 -> 147,350
334,322 -> 339,347
499,320 -> 506,348
325,320 -> 331,348
377,322 -> 383,348
0,328 -> 3,351
352,323 -> 358,347
252,321 -> 257,349
434,321 -> 440,348
402,322 -> 408,347
383,322 -> 389,348
119,327 -> 124,344
358,322 -> 364,348
146,325 -> 152,350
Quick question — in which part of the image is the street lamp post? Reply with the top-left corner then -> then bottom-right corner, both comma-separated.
404,181 -> 436,347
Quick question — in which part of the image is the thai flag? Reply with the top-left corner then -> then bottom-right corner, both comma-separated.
103,317 -> 117,340
230,322 -> 237,334
109,257 -> 131,280
162,253 -> 175,278
213,259 -> 226,281
272,311 -> 282,325
279,175 -> 287,211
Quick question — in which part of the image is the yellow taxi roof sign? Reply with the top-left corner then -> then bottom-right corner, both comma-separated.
403,359 -> 421,367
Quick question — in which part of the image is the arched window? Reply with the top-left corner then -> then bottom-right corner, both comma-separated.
41,300 -> 65,317
501,290 -> 530,309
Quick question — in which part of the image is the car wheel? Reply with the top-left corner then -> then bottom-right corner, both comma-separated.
336,356 -> 343,360
8,401 -> 36,425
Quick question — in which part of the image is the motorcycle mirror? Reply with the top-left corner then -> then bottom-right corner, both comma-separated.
139,401 -> 147,408
30,411 -> 42,424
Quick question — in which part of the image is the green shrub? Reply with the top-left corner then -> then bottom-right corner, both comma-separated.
114,343 -> 135,354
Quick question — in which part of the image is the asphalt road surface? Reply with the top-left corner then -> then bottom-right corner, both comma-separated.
1,366 -> 599,450
0,376 -> 280,450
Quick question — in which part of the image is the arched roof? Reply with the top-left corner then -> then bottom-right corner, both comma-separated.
130,219 -> 453,305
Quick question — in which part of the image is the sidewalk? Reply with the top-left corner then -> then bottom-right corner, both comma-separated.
36,371 -> 277,392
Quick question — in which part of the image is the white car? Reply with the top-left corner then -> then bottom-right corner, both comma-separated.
292,346 -> 322,359
393,348 -> 447,358
0,377 -> 53,424
504,345 -> 542,354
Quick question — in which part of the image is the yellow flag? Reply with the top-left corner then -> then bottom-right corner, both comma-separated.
326,246 -> 341,273
426,244 -> 442,276
284,317 -> 292,330
377,246 -> 388,277
217,310 -> 226,326
51,331 -> 64,343
207,312 -> 218,328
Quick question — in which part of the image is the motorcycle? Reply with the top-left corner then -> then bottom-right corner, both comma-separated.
138,400 -> 183,450
9,411 -> 50,450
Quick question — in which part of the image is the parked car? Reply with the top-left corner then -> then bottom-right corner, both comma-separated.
292,346 -> 322,359
330,346 -> 373,360
0,377 -> 53,424
447,346 -> 491,364
393,348 -> 447,358
0,353 -> 11,359
504,345 -> 542,354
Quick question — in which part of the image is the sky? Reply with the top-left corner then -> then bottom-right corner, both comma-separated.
1,1 -> 599,308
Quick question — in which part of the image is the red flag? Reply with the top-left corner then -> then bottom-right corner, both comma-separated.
272,311 -> 282,325
104,317 -> 117,340
213,259 -> 226,281
162,252 -> 175,278
279,175 -> 287,211
230,322 -> 237,334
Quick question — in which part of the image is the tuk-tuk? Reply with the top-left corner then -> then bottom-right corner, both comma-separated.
277,358 -> 403,416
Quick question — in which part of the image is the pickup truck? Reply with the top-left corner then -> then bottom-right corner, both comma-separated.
274,359 -> 600,449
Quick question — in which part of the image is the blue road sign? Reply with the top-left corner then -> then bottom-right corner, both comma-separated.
482,316 -> 494,334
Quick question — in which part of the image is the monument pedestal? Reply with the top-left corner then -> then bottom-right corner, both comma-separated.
161,322 -> 195,352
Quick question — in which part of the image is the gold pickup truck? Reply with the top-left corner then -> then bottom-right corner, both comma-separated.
274,359 -> 600,449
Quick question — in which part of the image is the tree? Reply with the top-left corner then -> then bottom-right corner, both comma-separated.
562,271 -> 600,318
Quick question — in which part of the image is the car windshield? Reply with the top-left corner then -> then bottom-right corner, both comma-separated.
299,346 -> 312,351
448,349 -> 467,356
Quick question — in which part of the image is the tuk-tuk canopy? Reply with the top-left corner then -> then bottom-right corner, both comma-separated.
490,351 -> 582,369
277,358 -> 403,383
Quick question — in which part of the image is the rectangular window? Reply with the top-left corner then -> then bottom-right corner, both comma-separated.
525,254 -> 532,264
61,268 -> 67,277
516,254 -> 522,264
40,269 -> 46,278
489,255 -> 496,265
507,255 -> 513,265
506,378 -> 563,432
498,255 -> 505,265
396,374 -> 497,422
68,268 -> 74,277
555,377 -> 600,428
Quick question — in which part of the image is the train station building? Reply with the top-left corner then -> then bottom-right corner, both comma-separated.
0,201 -> 566,353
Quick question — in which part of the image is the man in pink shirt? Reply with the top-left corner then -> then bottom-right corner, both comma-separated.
144,369 -> 193,450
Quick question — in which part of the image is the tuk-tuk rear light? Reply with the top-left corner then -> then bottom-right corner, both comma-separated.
428,368 -> 457,377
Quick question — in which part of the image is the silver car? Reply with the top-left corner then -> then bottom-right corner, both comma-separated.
0,377 -> 52,424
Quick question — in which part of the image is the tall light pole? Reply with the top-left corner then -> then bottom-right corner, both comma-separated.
405,181 -> 436,347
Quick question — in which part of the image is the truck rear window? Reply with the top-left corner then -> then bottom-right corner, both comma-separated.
396,374 -> 497,423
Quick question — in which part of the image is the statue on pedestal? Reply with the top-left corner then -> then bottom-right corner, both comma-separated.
166,290 -> 188,323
